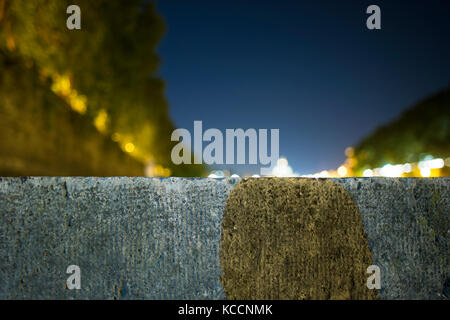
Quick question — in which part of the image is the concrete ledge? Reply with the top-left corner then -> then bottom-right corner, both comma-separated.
0,177 -> 448,299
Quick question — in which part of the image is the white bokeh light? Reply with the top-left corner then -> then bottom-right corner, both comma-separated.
271,157 -> 299,177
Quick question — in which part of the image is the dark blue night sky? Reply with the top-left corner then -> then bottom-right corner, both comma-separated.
154,0 -> 449,175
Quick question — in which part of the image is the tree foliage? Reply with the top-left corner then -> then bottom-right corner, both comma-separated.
353,87 -> 450,173
0,51 -> 144,176
0,0 -> 205,176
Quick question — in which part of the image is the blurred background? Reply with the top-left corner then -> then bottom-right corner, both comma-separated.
0,0 -> 449,178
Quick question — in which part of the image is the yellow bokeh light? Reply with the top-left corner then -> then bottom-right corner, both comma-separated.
345,157 -> 358,168
345,147 -> 354,157
51,74 -> 87,114
94,109 -> 108,133
68,93 -> 87,114
149,164 -> 171,177
124,142 -> 135,153
51,74 -> 72,96
308,154 -> 448,178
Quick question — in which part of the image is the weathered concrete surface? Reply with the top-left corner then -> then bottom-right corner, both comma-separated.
335,178 -> 449,300
0,177 -> 448,300
0,177 -> 237,299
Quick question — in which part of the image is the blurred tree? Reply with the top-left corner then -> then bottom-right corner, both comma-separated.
0,51 -> 145,176
353,87 -> 450,174
0,0 -> 206,176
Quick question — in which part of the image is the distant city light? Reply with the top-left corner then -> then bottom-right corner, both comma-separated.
303,154 -> 448,178
271,157 -> 299,177
379,164 -> 403,177
363,169 -> 373,177
208,154 -> 447,179
337,166 -> 347,177
418,158 -> 444,170
318,170 -> 329,178
420,168 -> 431,177
402,163 -> 412,173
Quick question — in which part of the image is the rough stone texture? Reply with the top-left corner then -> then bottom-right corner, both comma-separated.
0,177 -> 448,300
220,178 -> 378,300
335,178 -> 449,300
0,177 -> 237,299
